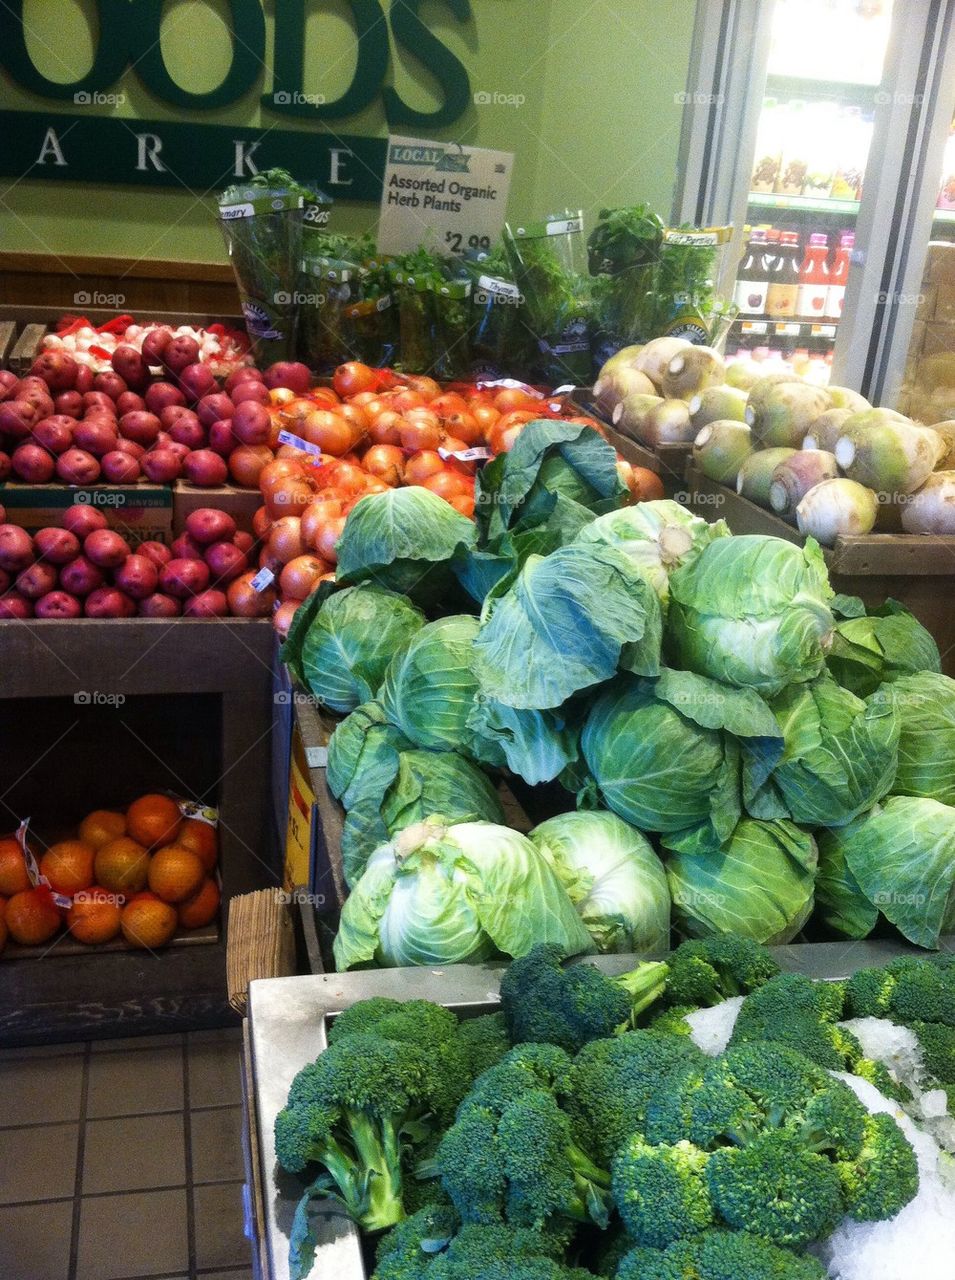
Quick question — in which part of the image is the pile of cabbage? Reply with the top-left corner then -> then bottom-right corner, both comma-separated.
283,420 -> 955,971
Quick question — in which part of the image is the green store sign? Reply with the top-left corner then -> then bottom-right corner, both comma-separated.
0,0 -> 474,196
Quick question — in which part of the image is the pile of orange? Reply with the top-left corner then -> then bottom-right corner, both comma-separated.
0,793 -> 220,954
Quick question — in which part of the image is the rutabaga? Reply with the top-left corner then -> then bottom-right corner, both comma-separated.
768,449 -> 839,519
802,407 -> 851,452
688,385 -> 748,431
632,335 -> 690,387
724,359 -> 763,392
901,471 -> 955,533
592,364 -> 656,416
529,810 -> 670,954
825,386 -> 871,413
736,448 -> 797,506
930,420 -> 955,469
744,372 -> 802,422
746,382 -> 832,448
834,410 -> 946,494
692,420 -> 753,484
660,344 -> 725,399
795,478 -> 878,546
638,398 -> 695,446
612,391 -> 663,440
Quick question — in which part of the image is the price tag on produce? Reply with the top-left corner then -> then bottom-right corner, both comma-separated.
377,134 -> 514,256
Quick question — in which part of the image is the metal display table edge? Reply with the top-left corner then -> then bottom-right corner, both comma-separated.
246,936 -> 948,1280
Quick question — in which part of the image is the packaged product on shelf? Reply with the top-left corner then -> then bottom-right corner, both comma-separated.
217,169 -> 305,362
431,278 -> 473,380
389,249 -> 443,374
766,229 -> 800,318
345,255 -> 398,368
802,102 -> 837,198
504,211 -> 593,385
465,247 -> 525,377
830,107 -> 871,200
298,185 -> 334,257
774,100 -> 809,196
826,231 -> 853,319
750,97 -> 783,193
797,232 -> 831,319
733,228 -> 771,316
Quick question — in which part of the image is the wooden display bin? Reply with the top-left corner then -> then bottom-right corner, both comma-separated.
683,465 -> 955,677
0,618 -> 278,1046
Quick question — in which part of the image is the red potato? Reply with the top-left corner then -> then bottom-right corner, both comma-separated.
263,362 -> 310,392
54,390 -> 84,418
74,420 -> 118,456
118,411 -> 161,446
60,555 -> 104,597
0,400 -> 42,440
0,568 -> 9,593
114,554 -> 159,600
0,525 -> 34,572
183,449 -> 228,486
161,335 -> 200,375
0,592 -> 34,619
165,442 -> 191,463
231,400 -> 270,445
145,382 -> 186,415
101,451 -> 141,483
137,540 -> 173,569
113,438 -> 145,461
116,391 -> 146,417
140,328 -> 172,366
224,366 -> 264,394
170,531 -> 203,560
62,505 -> 107,537
83,391 -> 115,413
227,570 -> 275,616
84,587 -> 135,618
166,413 -> 205,450
160,557 -> 210,598
31,350 -> 77,390
12,443 -> 56,482
230,379 -> 270,406
33,527 -> 80,565
203,540 -> 247,584
84,529 -> 130,569
184,589 -> 229,618
196,393 -> 234,427
56,448 -> 101,486
207,419 -> 237,457
0,370 -> 19,400
94,370 -> 127,400
0,452 -> 9,482
178,363 -> 217,403
141,450 -> 182,483
34,591 -> 82,619
185,508 -> 237,545
110,345 -> 149,391
74,366 -> 94,394
138,592 -> 181,617
16,561 -> 58,599
159,403 -> 197,429
32,416 -> 74,455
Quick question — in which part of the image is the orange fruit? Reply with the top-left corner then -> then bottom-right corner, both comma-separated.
78,809 -> 126,850
6,888 -> 61,946
39,840 -> 96,896
67,887 -> 122,945
0,837 -> 30,896
95,837 -> 150,894
177,819 -> 218,873
121,892 -> 177,949
126,794 -> 182,849
177,877 -> 220,929
147,845 -> 204,904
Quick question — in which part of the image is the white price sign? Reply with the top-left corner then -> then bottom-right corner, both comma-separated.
377,134 -> 514,256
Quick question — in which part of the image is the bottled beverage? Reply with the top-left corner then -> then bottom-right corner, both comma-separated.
825,231 -> 853,319
733,229 -> 771,316
797,233 -> 830,319
766,230 -> 801,318
751,99 -> 783,193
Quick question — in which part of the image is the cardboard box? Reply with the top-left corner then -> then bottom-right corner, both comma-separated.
173,481 -> 261,534
926,241 -> 955,286
284,720 -> 319,894
0,482 -> 174,543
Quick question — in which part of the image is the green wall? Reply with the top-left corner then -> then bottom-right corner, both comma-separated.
1,0 -> 696,264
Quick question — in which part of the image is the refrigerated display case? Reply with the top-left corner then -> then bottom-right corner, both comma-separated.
675,0 -> 955,403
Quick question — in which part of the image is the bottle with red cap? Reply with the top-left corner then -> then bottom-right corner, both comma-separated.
797,233 -> 830,320
825,231 -> 853,319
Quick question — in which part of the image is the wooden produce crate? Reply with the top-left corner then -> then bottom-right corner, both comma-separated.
173,479 -> 261,535
0,618 -> 278,1045
571,390 -> 688,495
683,465 -> 955,676
1,480 -> 175,543
0,318 -> 17,369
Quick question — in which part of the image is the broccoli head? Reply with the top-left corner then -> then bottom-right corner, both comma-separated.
661,937 -> 780,1009
731,973 -> 846,1031
615,1229 -> 828,1280
328,996 -> 406,1042
500,944 -> 668,1053
646,1004 -> 697,1037
910,1018 -> 955,1103
426,1045 -> 611,1231
374,1203 -> 458,1280
373,1214 -> 582,1280
704,1129 -> 844,1246
569,1030 -> 707,1165
845,955 -> 955,1027
456,1012 -> 511,1078
275,1033 -> 439,1232
836,1111 -> 919,1222
611,1134 -> 714,1247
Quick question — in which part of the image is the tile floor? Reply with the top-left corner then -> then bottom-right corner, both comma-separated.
0,1025 -> 253,1280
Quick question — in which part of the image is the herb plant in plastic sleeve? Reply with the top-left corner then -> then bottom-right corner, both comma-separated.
817,796 -> 955,949
666,534 -> 836,696
333,817 -> 595,969
529,810 -> 670,954
663,817 -> 817,944
218,170 -> 305,362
